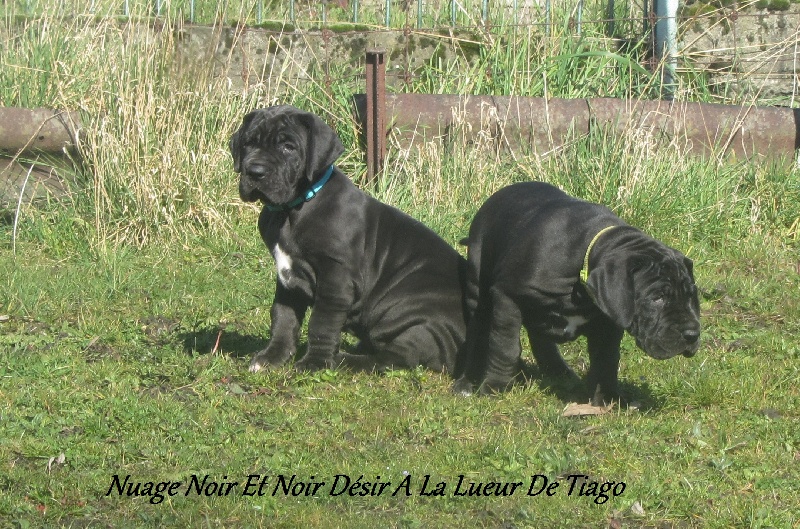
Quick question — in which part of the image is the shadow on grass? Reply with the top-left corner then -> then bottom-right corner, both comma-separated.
178,328 -> 268,360
521,362 -> 664,411
0,210 -> 14,226
178,327 -> 362,364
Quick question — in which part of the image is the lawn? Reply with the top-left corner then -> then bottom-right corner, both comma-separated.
1,4 -> 800,528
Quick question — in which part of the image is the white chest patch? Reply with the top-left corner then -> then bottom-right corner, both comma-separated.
272,243 -> 293,288
564,315 -> 589,335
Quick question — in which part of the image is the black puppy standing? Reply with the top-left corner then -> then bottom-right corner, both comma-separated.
453,182 -> 701,404
230,105 -> 466,373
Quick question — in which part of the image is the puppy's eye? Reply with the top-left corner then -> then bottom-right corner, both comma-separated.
280,142 -> 297,153
652,288 -> 669,306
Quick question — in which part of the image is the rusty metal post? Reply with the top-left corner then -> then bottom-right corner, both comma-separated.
352,93 -> 799,162
365,49 -> 386,184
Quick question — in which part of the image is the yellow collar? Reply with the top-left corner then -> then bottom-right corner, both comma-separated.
579,225 -> 618,284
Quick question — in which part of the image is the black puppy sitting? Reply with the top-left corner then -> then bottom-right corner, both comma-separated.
453,181 -> 700,404
230,105 -> 466,373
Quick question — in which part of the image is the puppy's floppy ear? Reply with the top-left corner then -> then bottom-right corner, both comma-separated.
680,254 -> 700,310
683,255 -> 694,278
229,111 -> 258,173
586,254 -> 641,329
297,111 -> 345,181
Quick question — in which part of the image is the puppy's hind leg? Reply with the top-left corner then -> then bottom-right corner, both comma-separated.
452,235 -> 484,395
336,341 -> 386,373
477,286 -> 525,395
452,301 -> 492,396
344,323 -> 461,375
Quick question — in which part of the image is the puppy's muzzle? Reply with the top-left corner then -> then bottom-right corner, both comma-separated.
681,328 -> 700,357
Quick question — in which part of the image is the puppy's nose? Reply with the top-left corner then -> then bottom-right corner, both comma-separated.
245,163 -> 268,179
682,329 -> 700,344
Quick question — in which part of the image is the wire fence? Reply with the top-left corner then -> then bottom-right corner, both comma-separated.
13,0 -> 649,33
6,0 -> 798,103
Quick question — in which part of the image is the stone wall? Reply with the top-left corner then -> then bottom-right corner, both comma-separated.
174,24 -> 484,92
177,11 -> 799,99
681,5 -> 800,100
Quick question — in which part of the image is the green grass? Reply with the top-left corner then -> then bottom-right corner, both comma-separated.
2,219 -> 799,527
3,135 -> 799,527
2,4 -> 800,528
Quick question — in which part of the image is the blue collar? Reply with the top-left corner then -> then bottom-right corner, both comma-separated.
266,165 -> 335,212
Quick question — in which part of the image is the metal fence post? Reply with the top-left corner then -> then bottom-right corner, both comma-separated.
545,0 -> 551,37
654,0 -> 678,99
366,49 -> 387,184
513,0 -> 518,26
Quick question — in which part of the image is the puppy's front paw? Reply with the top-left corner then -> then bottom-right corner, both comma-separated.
294,355 -> 336,373
249,359 -> 265,373
452,377 -> 476,397
590,383 -> 622,407
249,347 -> 293,373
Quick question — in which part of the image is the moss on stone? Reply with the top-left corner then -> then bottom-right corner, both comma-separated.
325,23 -> 371,33
347,35 -> 367,61
768,0 -> 791,10
253,21 -> 295,32
684,0 -> 796,16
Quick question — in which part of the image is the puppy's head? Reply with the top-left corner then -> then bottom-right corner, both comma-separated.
587,246 -> 701,360
229,105 -> 344,206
